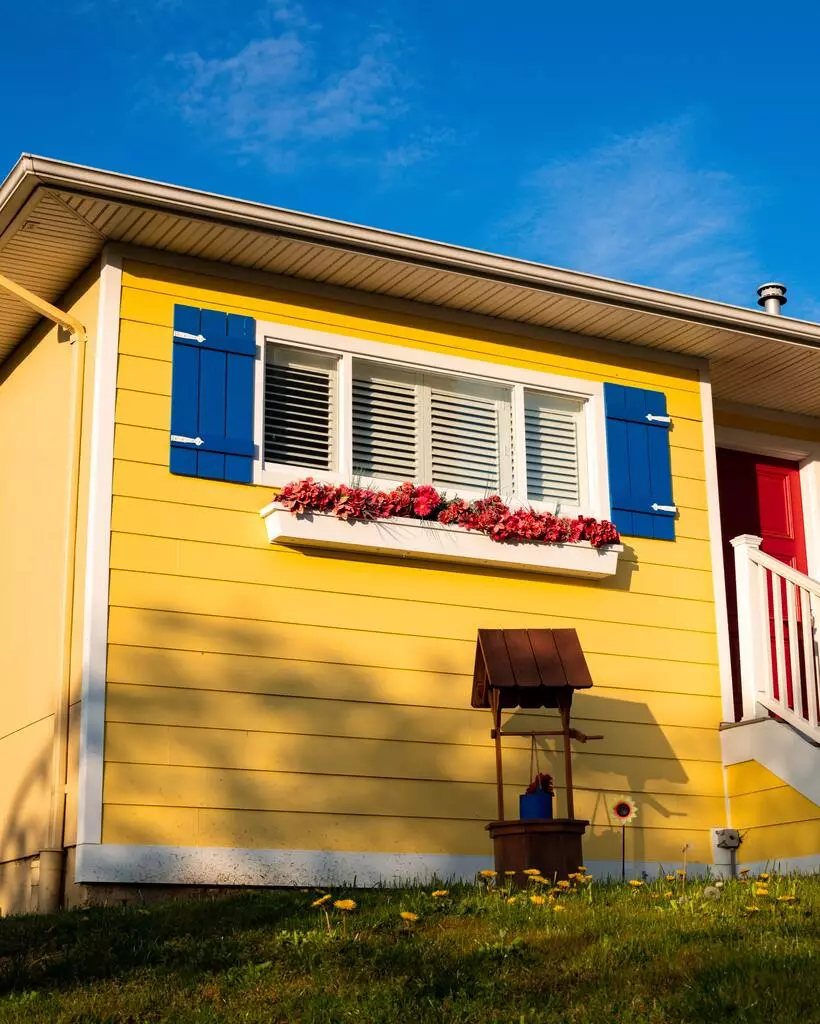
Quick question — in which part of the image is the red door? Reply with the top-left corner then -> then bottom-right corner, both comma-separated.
717,449 -> 807,720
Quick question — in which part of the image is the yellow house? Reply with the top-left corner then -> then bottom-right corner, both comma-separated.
1,156 -> 818,914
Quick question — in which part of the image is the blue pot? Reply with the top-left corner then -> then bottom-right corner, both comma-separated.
519,790 -> 553,820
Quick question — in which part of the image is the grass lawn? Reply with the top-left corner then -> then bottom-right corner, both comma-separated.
0,871 -> 817,1023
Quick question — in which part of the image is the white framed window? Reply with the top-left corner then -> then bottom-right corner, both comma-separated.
254,321 -> 609,518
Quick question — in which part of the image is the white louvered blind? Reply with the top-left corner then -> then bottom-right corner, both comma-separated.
264,346 -> 337,470
430,378 -> 508,493
352,364 -> 419,480
351,361 -> 511,493
524,390 -> 585,506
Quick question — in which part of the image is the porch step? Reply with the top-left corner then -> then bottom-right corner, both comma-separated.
721,716 -> 820,807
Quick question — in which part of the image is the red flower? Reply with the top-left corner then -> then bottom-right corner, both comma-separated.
412,485 -> 442,518
275,479 -> 620,549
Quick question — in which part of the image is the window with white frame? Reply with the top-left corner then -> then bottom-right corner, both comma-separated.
259,334 -> 595,513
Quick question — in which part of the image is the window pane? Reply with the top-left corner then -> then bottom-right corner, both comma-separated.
264,345 -> 336,470
429,375 -> 509,494
352,362 -> 419,481
524,391 -> 583,505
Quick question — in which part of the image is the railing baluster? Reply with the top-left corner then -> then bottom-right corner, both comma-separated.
771,570 -> 787,706
786,580 -> 802,718
757,563 -> 774,699
800,588 -> 817,727
732,534 -> 820,742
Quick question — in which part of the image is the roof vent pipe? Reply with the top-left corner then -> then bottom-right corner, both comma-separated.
757,282 -> 788,315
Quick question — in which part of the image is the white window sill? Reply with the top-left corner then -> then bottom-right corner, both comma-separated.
260,504 -> 622,579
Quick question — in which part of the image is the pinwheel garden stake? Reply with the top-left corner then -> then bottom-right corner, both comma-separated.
611,796 -> 639,881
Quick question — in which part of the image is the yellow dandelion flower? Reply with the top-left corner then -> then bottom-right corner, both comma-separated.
582,875 -> 594,883
664,891 -> 674,898
746,905 -> 760,913
553,905 -> 565,912
556,880 -> 571,889
333,899 -> 357,912
665,874 -> 676,882
523,868 -> 541,876
758,872 -> 770,880
577,866 -> 587,871
400,911 -> 419,922
754,888 -> 769,897
431,889 -> 449,898
506,896 -> 517,904
311,894 -> 332,907
777,895 -> 797,903
529,894 -> 545,905
629,879 -> 644,887
479,869 -> 498,878
676,869 -> 687,876
504,870 -> 516,876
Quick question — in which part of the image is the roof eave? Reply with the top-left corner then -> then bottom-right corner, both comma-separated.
3,154 -> 818,353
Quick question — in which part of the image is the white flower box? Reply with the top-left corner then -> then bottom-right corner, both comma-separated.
260,504 -> 622,579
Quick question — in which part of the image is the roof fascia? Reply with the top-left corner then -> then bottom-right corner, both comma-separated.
6,155 -> 820,352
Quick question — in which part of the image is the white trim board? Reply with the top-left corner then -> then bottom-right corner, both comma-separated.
74,844 -> 722,887
253,317 -> 611,521
76,247 -> 122,850
700,372 -> 735,724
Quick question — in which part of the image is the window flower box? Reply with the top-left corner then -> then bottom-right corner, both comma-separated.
260,504 -> 622,579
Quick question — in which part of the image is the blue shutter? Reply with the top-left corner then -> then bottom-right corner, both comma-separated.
170,304 -> 256,483
604,383 -> 676,540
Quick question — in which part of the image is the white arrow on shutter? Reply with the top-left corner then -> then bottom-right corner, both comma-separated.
651,503 -> 677,513
170,434 -> 204,446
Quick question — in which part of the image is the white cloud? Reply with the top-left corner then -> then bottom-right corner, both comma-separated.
508,121 -> 760,304
170,15 -> 405,169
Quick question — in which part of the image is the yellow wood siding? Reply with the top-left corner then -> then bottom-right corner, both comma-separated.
102,259 -> 725,869
714,407 -> 820,443
0,269 -> 99,867
727,760 -> 820,864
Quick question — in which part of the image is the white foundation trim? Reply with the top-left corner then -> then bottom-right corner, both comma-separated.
699,372 -> 735,723
73,844 -> 719,887
733,852 -> 820,876
261,505 -> 622,579
76,248 -> 122,849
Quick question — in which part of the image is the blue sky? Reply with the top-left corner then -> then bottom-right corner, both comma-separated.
3,1 -> 820,318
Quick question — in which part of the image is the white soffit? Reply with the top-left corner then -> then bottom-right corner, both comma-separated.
1,155 -> 819,419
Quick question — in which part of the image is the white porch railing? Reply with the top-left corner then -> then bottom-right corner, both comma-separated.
731,534 -> 820,742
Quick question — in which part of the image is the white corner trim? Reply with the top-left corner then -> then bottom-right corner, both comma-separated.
73,843 -> 719,887
699,372 -> 735,723
721,718 -> 820,806
76,247 -> 122,850
260,505 -> 623,579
